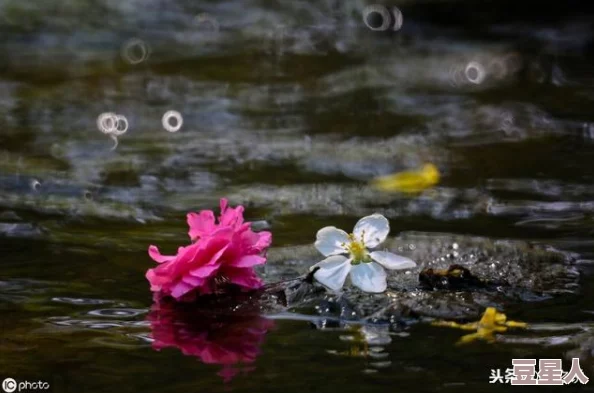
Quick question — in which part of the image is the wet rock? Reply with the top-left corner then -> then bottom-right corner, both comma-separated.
418,264 -> 488,290
264,231 -> 580,322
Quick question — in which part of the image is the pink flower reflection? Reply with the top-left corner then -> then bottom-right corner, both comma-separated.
147,296 -> 275,382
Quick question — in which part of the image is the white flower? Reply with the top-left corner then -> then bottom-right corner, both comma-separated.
310,214 -> 416,293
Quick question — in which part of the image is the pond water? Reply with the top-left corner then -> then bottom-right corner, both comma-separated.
1,0 -> 594,392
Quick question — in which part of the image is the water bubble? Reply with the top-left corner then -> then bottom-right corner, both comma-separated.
362,5 -> 391,31
112,115 -> 128,136
30,179 -> 41,191
162,110 -> 183,132
465,61 -> 486,84
97,113 -> 128,136
121,38 -> 151,65
97,112 -> 118,134
391,7 -> 404,31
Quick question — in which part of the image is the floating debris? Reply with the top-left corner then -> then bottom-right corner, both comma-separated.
371,164 -> 440,194
419,264 -> 487,290
432,307 -> 527,344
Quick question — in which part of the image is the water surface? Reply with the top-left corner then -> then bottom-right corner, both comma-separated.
2,0 -> 594,391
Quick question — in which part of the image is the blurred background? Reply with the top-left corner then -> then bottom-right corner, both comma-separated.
1,0 -> 594,392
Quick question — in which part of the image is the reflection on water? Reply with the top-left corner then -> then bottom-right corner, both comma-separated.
330,324 -> 394,374
147,296 -> 275,382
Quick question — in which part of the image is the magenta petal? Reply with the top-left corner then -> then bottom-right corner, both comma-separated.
171,281 -> 194,299
253,231 -> 272,251
232,255 -> 266,268
148,245 -> 176,264
182,275 -> 205,287
219,198 -> 229,214
224,268 -> 264,289
145,269 -> 162,291
219,202 -> 245,227
187,210 -> 216,240
189,238 -> 230,278
189,263 -> 220,278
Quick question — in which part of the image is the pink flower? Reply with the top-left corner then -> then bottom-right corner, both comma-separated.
146,199 -> 272,300
148,296 -> 275,382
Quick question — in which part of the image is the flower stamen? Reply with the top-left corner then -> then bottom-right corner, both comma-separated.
347,233 -> 369,263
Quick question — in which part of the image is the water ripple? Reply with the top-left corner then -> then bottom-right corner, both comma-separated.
51,297 -> 115,305
87,308 -> 147,318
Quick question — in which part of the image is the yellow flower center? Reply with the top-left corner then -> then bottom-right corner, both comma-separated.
344,233 -> 370,264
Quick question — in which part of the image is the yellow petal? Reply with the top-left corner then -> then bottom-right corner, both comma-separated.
371,163 -> 440,194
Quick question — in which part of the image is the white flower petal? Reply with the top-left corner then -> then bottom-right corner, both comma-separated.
309,254 -> 347,271
353,214 -> 390,248
349,262 -> 387,293
314,226 -> 350,256
369,251 -> 416,270
312,255 -> 351,291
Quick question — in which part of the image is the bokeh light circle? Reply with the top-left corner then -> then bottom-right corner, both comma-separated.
362,5 -> 391,31
97,112 -> 118,134
30,179 -> 41,191
97,113 -> 128,136
391,7 -> 404,31
465,61 -> 486,84
111,115 -> 129,136
162,110 -> 183,133
121,38 -> 151,65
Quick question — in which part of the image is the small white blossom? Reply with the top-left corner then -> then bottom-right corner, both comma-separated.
310,214 -> 416,293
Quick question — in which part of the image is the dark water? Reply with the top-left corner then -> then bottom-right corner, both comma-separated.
2,0 -> 594,391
